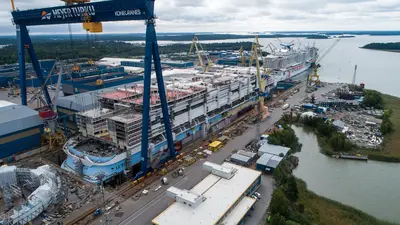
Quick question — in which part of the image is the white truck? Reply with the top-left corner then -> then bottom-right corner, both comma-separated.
282,103 -> 290,110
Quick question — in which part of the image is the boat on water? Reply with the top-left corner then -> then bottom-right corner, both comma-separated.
333,153 -> 368,161
263,43 -> 318,82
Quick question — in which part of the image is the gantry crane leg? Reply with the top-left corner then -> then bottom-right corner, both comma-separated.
140,18 -> 175,176
17,25 -> 52,107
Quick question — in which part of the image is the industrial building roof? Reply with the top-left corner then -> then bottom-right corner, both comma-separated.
230,153 -> 251,163
258,143 -> 290,157
221,197 -> 256,225
266,155 -> 284,169
57,89 -> 110,112
333,120 -> 345,129
0,104 -> 42,136
237,150 -> 257,159
256,153 -> 274,166
152,163 -> 261,225
0,100 -> 16,108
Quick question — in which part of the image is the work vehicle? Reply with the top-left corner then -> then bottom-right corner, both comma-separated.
282,103 -> 290,110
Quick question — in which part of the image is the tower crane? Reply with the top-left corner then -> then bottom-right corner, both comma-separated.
188,35 -> 213,72
10,0 -> 175,179
308,38 -> 341,85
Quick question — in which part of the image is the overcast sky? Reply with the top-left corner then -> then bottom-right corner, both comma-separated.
1,0 -> 399,35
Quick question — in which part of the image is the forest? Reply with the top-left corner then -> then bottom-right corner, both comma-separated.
0,41 -> 254,65
0,33 -> 334,45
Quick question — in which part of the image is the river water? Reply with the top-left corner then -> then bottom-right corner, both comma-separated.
292,126 -> 400,223
129,35 -> 400,97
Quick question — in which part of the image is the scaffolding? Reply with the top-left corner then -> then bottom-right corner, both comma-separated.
0,165 -> 66,225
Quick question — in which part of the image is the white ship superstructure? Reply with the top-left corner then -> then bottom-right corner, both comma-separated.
264,43 -> 318,82
62,67 -> 262,183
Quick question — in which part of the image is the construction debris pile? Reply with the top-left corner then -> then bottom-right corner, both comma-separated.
222,121 -> 248,138
329,109 -> 384,149
300,83 -> 386,149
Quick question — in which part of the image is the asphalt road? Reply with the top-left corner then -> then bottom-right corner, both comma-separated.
92,83 -> 319,225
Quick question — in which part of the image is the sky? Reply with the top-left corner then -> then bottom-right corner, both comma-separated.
0,0 -> 399,35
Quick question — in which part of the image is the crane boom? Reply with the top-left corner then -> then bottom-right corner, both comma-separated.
188,36 -> 212,72
253,36 -> 269,140
309,38 -> 341,85
188,36 -> 206,72
316,38 -> 340,64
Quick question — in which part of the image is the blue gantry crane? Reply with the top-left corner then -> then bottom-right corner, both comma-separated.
10,0 -> 176,177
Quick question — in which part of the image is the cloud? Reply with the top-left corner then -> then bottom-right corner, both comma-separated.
0,0 -> 399,35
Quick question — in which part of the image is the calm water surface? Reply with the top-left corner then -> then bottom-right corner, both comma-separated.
292,126 -> 400,223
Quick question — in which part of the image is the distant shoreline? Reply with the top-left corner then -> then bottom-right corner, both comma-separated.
361,42 -> 400,53
361,48 -> 400,53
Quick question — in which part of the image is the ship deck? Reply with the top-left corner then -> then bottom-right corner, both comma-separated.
73,138 -> 121,157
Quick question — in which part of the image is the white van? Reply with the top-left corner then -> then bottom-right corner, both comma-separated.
282,103 -> 290,110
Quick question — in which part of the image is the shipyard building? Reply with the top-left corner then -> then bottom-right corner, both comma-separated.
0,101 -> 43,159
152,162 -> 261,225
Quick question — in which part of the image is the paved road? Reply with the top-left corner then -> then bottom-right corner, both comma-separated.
92,84 -> 315,225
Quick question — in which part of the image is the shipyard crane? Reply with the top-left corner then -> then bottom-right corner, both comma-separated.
252,36 -> 269,140
239,46 -> 246,66
10,0 -> 175,178
308,38 -> 341,85
188,35 -> 213,72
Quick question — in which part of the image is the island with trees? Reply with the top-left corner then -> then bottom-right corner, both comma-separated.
361,42 -> 400,53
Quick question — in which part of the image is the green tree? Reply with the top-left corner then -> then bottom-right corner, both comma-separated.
286,176 -> 299,202
285,220 -> 301,225
273,160 -> 292,186
269,189 -> 290,217
383,108 -> 393,120
329,133 -> 352,151
363,90 -> 383,109
270,213 -> 287,225
381,120 -> 394,134
317,123 -> 333,137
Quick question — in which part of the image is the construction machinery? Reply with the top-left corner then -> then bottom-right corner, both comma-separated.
239,46 -> 246,66
188,35 -> 213,72
251,36 -> 269,140
352,65 -> 357,85
308,38 -> 341,86
10,0 -> 175,178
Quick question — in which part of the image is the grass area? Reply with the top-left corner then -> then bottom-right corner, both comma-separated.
297,179 -> 396,225
381,94 -> 400,156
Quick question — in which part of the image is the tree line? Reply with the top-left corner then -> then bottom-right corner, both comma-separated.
0,41 -> 254,65
362,42 -> 400,50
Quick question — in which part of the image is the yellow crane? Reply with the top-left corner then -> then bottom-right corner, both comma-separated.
252,36 -> 269,139
239,46 -> 246,66
188,36 -> 213,72
308,38 -> 341,85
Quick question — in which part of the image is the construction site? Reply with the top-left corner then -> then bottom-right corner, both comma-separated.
0,0 -> 347,224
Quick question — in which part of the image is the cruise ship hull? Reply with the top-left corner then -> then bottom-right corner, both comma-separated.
61,69 -> 261,183
270,61 -> 310,82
